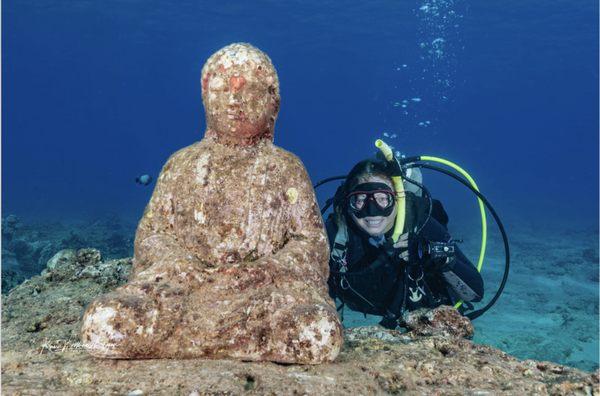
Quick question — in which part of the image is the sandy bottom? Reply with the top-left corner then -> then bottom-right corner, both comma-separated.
341,220 -> 599,372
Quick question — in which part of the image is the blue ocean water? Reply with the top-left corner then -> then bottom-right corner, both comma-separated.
3,1 -> 598,370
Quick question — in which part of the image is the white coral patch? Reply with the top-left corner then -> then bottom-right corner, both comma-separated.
209,76 -> 224,90
94,307 -> 124,339
83,306 -> 124,355
145,309 -> 158,335
298,314 -> 337,357
219,56 -> 233,69
194,209 -> 206,224
195,153 -> 211,184
221,45 -> 264,67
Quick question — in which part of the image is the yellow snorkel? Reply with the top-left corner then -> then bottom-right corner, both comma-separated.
375,139 -> 406,243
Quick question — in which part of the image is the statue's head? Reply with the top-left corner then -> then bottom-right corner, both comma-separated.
201,43 -> 280,146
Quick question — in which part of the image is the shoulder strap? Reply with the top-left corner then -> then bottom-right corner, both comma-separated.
331,222 -> 349,263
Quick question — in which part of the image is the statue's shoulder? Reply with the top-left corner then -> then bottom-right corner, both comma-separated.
268,144 -> 306,172
162,141 -> 204,167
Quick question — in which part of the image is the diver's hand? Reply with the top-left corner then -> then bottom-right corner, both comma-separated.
383,232 -> 414,264
393,232 -> 410,262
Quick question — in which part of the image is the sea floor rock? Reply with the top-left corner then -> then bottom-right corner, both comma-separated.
404,305 -> 475,338
1,215 -> 136,294
2,249 -> 131,351
2,251 -> 599,395
2,331 -> 598,395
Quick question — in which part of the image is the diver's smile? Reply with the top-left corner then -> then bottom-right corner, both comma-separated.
364,217 -> 385,227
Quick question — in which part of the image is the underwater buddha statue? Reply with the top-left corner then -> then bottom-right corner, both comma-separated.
80,43 -> 343,364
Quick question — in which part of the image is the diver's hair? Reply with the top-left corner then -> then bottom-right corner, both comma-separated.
333,158 -> 393,226
345,159 -> 392,192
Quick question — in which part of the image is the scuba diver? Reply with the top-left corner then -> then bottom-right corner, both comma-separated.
325,156 -> 485,330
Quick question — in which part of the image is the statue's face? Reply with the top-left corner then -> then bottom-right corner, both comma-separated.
201,44 -> 280,146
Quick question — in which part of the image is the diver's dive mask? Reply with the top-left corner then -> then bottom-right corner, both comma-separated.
346,182 -> 395,218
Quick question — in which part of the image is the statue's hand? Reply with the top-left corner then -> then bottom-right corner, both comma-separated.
134,255 -> 212,284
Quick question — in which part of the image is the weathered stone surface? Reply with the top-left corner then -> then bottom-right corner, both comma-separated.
3,344 -> 594,396
2,256 -> 598,395
80,43 -> 343,364
41,248 -> 104,282
2,252 -> 131,351
404,305 -> 475,338
45,249 -> 77,271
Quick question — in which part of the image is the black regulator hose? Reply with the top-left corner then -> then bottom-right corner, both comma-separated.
404,163 -> 510,320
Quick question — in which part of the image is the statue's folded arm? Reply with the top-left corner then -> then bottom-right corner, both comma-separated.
215,158 -> 331,293
130,153 -> 209,281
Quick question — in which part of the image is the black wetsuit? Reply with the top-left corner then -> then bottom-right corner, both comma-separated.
326,192 -> 484,320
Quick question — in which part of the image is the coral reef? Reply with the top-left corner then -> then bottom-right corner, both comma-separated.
2,217 -> 57,276
2,249 -> 131,350
1,214 -> 134,294
404,305 -> 474,338
2,252 -> 598,394
2,214 -> 20,241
